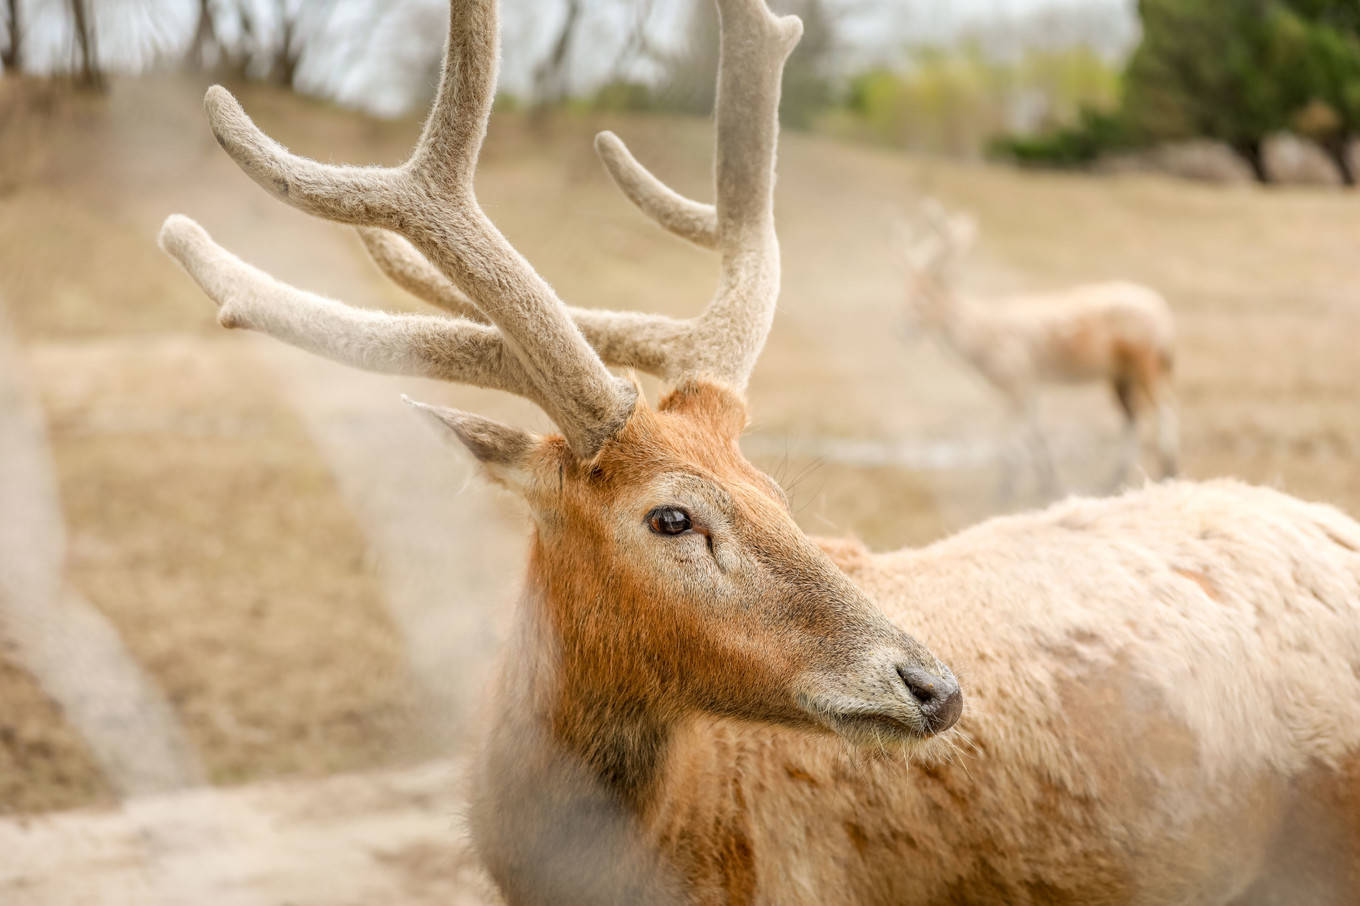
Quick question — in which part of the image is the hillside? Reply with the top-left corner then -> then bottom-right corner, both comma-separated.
1,73 -> 1358,900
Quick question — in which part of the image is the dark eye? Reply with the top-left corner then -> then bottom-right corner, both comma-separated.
647,507 -> 692,536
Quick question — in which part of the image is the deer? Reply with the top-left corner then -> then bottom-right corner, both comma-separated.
901,200 -> 1179,499
157,0 -> 1360,903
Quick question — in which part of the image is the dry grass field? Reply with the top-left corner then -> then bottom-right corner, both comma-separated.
1,74 -> 1358,900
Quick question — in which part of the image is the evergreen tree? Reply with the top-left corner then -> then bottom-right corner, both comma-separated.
1123,0 -> 1288,182
1273,1 -> 1360,183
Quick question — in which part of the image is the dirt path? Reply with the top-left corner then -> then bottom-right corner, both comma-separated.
0,317 -> 203,797
0,759 -> 498,906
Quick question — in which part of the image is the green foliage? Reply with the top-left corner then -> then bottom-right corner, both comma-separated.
491,92 -> 523,114
1016,45 -> 1123,118
588,80 -> 656,113
997,0 -> 1360,181
1283,0 -> 1360,32
1121,0 -> 1287,157
832,44 -> 1122,156
1272,2 -> 1360,132
1269,1 -> 1360,180
989,108 -> 1131,167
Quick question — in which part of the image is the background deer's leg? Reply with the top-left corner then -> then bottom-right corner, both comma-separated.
1108,373 -> 1140,491
993,391 -> 1025,507
1155,387 -> 1180,478
1013,392 -> 1060,501
1127,347 -> 1178,481
995,389 -> 1058,505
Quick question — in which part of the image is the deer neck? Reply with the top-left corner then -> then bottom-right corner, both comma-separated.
927,286 -> 985,352
495,544 -> 676,818
470,549 -> 685,901
546,683 -> 671,812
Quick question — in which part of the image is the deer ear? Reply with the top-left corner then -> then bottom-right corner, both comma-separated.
403,397 -> 538,493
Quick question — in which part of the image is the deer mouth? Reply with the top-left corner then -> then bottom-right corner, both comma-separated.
825,708 -> 929,746
797,658 -> 963,746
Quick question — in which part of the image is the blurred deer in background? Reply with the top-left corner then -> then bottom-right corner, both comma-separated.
160,0 -> 1360,903
902,201 -> 1178,498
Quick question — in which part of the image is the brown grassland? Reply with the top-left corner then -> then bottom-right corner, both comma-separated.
0,74 -> 1358,900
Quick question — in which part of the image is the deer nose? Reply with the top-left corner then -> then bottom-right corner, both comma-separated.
896,664 -> 963,734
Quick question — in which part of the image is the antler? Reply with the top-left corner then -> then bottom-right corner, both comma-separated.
352,0 -> 802,389
160,0 -> 800,454
161,0 -> 636,456
590,0 -> 801,387
592,133 -> 719,251
160,216 -> 544,396
353,226 -> 701,376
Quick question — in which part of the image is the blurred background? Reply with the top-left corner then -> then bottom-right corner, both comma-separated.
1,0 -> 1358,902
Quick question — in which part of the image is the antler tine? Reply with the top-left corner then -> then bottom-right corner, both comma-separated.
593,132 -> 719,250
159,216 -> 553,400
355,227 -> 488,323
703,0 -> 803,387
589,0 -> 801,389
355,225 -> 700,377
203,87 -> 398,225
190,0 -> 636,457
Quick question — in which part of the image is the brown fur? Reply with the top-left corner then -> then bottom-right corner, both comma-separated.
459,382 -> 962,904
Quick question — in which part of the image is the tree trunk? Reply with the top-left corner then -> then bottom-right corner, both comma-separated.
1235,140 -> 1269,184
184,0 -> 215,69
604,0 -> 656,86
530,0 -> 582,119
67,0 -> 103,90
1323,134 -> 1356,187
274,0 -> 298,87
3,0 -> 21,71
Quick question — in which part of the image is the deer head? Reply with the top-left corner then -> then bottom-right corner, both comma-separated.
901,198 -> 977,326
159,0 -> 961,778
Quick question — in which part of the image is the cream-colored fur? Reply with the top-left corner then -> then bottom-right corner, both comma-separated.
640,480 -> 1360,904
905,206 -> 1179,493
354,226 -> 754,383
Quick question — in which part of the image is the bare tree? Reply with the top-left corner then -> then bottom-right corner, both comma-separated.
183,0 -> 217,69
652,0 -> 719,113
530,0 -> 582,107
67,0 -> 103,89
271,0 -> 300,85
529,0 -> 662,112
604,0 -> 658,83
3,0 -> 21,71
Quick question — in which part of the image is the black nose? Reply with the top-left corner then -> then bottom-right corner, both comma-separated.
896,664 -> 963,734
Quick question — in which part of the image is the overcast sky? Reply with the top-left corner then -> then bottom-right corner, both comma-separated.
501,0 -> 1136,97
3,0 -> 1139,114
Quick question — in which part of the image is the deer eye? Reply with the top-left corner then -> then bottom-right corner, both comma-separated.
647,507 -> 693,536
